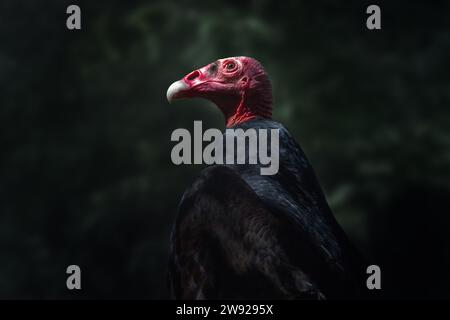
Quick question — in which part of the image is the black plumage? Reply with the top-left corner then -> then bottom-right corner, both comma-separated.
168,118 -> 367,299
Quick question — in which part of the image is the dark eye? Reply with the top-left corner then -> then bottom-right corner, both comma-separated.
225,62 -> 236,71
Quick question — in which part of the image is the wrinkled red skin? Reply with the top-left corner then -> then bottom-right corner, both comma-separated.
178,56 -> 272,128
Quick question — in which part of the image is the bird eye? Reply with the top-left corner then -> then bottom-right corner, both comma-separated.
225,62 -> 237,71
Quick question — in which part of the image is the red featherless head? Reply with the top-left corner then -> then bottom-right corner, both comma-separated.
167,56 -> 272,127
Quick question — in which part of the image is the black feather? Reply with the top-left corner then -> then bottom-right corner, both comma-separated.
169,118 -> 368,299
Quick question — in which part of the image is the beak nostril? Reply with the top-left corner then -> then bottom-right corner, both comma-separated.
186,70 -> 200,82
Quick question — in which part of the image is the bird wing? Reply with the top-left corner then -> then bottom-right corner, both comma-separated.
168,165 -> 325,299
278,124 -> 367,283
228,119 -> 368,297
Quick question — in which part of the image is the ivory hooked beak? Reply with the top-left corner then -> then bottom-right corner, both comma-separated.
167,80 -> 189,103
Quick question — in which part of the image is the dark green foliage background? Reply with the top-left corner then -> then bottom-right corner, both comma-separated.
1,0 -> 449,298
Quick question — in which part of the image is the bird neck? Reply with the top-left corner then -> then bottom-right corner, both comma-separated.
219,93 -> 272,128
226,102 -> 261,127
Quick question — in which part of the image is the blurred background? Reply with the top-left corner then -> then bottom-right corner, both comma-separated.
1,0 -> 449,299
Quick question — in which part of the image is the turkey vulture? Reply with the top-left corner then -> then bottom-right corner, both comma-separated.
166,56 -> 367,299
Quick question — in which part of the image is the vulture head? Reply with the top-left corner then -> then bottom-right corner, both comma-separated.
167,56 -> 272,127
